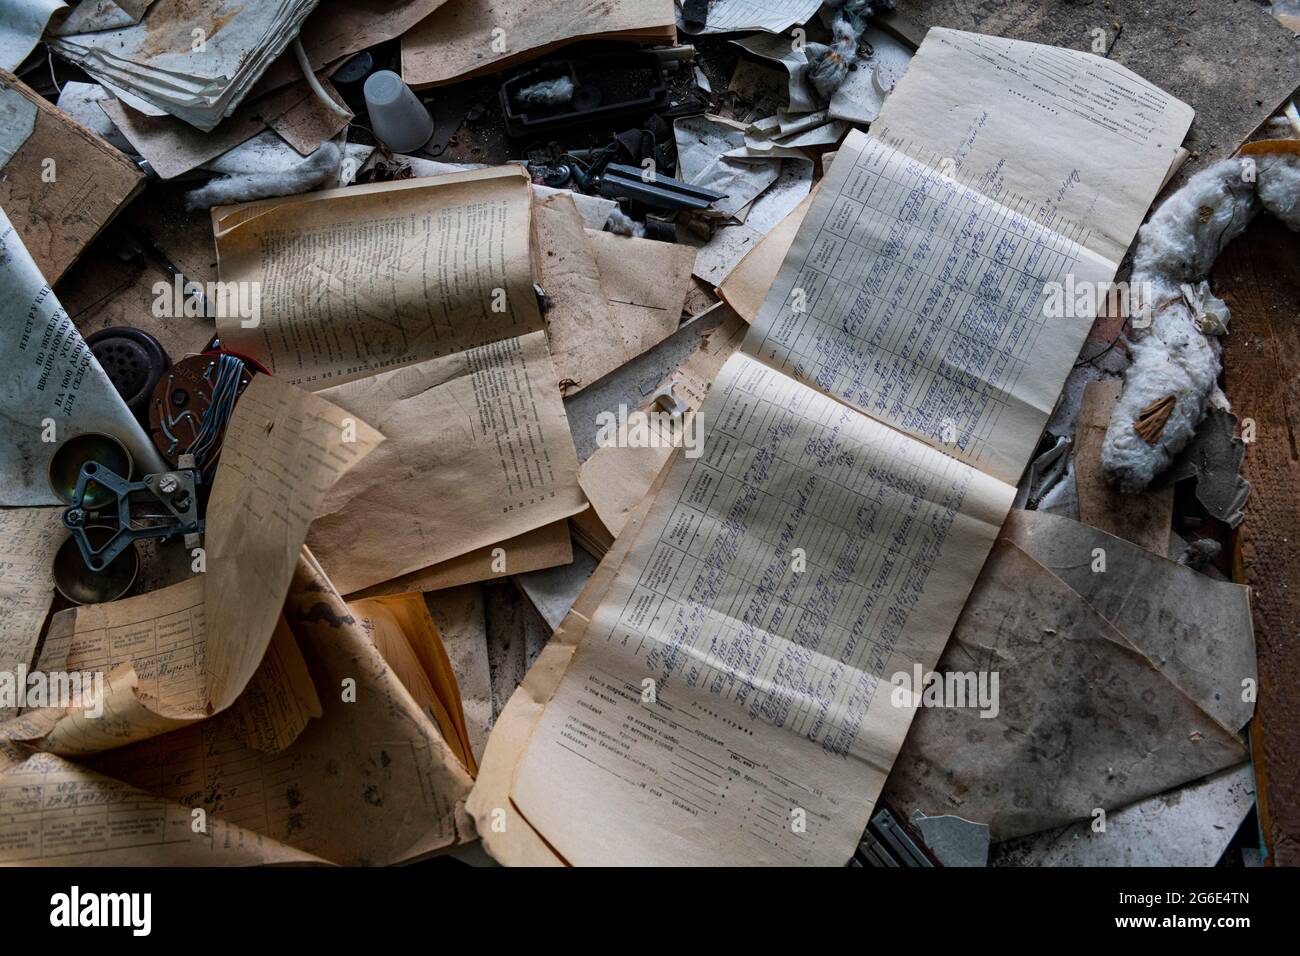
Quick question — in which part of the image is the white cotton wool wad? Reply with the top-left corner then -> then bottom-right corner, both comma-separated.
1101,151 -> 1300,492
184,141 -> 343,211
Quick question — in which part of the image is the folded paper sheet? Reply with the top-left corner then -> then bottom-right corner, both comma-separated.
1002,510 -> 1256,732
309,331 -> 584,593
0,374 -> 381,755
492,29 -> 1193,866
537,192 -> 699,396
212,167 -> 585,593
347,521 -> 572,598
0,1 -> 66,71
0,741 -> 326,865
678,0 -> 822,36
1,550 -> 475,865
101,76 -> 350,179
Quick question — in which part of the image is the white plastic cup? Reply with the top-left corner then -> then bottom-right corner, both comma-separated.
363,70 -> 434,153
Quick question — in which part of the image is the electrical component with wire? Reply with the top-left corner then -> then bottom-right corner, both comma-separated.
149,352 -> 255,477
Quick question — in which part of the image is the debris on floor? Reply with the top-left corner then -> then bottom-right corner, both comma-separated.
0,0 -> 1295,882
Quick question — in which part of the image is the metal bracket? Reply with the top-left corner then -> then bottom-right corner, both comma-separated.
61,456 -> 204,573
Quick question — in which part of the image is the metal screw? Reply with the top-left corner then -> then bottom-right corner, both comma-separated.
158,474 -> 180,494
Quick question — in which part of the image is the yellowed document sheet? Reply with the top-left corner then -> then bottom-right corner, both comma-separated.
213,167 -> 585,589
213,166 -> 542,389
80,551 -> 474,866
0,507 -> 64,718
0,375 -> 379,755
495,28 -> 1193,866
401,0 -> 676,87
346,520 -> 572,598
1,550 -> 474,866
201,375 -> 382,711
0,741 -> 324,865
746,29 -> 1193,485
511,354 -> 1013,864
308,330 -> 586,594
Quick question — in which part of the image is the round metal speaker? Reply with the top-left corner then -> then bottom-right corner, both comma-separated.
52,527 -> 140,605
85,327 -> 170,421
47,432 -> 133,509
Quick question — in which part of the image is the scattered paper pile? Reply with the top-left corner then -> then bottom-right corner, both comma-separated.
49,0 -> 322,129
0,0 -> 1284,872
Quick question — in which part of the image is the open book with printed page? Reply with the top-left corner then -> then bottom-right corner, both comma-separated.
476,29 -> 1195,865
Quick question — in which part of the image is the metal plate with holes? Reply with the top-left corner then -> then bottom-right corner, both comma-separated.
148,353 -> 253,466
85,327 -> 170,420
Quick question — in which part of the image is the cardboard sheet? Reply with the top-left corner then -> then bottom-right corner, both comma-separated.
1074,380 -> 1173,556
401,0 -> 676,87
0,69 -> 145,283
882,540 -> 1247,840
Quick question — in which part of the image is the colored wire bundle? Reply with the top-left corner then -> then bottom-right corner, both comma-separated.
187,354 -> 246,478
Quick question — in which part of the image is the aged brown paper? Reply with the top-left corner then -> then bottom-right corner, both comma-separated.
213,166 -> 542,389
583,229 -> 697,380
1,547 -> 475,865
881,540 -> 1246,840
0,69 -> 145,283
0,375 -> 380,755
308,330 -> 585,594
537,192 -> 698,396
350,590 -> 477,774
717,189 -> 816,323
202,375 -> 383,712
401,0 -> 676,87
0,507 -> 65,719
576,310 -> 749,549
213,167 -> 585,589
346,520 -> 572,598
0,741 -> 324,865
60,550 -> 476,866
